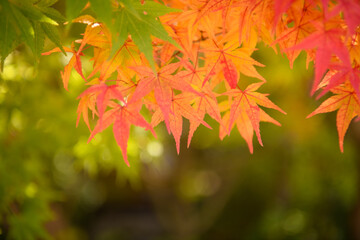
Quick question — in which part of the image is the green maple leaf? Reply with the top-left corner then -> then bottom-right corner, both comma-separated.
0,0 -> 66,68
113,0 -> 181,70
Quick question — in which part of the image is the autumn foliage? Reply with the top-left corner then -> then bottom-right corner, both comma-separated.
43,0 -> 360,166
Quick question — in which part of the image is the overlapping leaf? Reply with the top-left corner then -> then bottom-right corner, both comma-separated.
129,63 -> 196,132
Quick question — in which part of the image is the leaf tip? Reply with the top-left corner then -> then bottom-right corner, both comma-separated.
124,158 -> 130,167
339,136 -> 345,153
121,150 -> 130,166
339,143 -> 344,153
176,142 -> 180,155
306,112 -> 314,119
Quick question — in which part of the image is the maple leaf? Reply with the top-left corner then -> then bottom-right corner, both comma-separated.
42,43 -> 84,90
88,101 -> 156,166
187,90 -> 221,147
347,29 -> 360,64
287,20 -> 350,95
236,1 -> 276,49
338,0 -> 360,35
113,0 -> 181,70
78,82 -> 125,120
0,0 -> 66,66
151,93 -> 211,154
195,0 -> 237,32
114,69 -> 139,96
66,0 -> 88,20
89,0 -> 113,31
202,40 -> 265,88
73,15 -> 111,53
307,81 -> 360,152
273,0 -> 320,68
157,42 -> 179,65
171,56 -> 222,147
317,61 -> 360,99
86,40 -> 142,86
224,82 -> 286,153
41,15 -> 113,91
76,70 -> 138,130
129,63 -> 197,132
273,0 -> 296,27
323,0 -> 360,35
179,56 -> 208,84
177,67 -> 222,147
76,93 -> 97,130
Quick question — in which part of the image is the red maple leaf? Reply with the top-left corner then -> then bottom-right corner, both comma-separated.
317,61 -> 360,99
273,0 -> 296,27
323,0 -> 360,35
129,63 -> 197,132
88,101 -> 156,166
78,82 -> 125,120
287,20 -> 349,95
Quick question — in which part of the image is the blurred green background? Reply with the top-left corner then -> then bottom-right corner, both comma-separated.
1,2 -> 360,240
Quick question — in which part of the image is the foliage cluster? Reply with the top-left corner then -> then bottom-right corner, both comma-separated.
0,0 -> 360,239
41,0 -> 360,165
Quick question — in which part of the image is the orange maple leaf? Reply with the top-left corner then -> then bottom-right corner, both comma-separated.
307,81 -> 360,152
42,43 -> 85,90
151,93 -> 212,154
78,82 -> 125,120
202,40 -> 265,89
273,0 -> 320,68
129,63 -> 197,132
88,101 -> 156,166
224,82 -> 286,153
